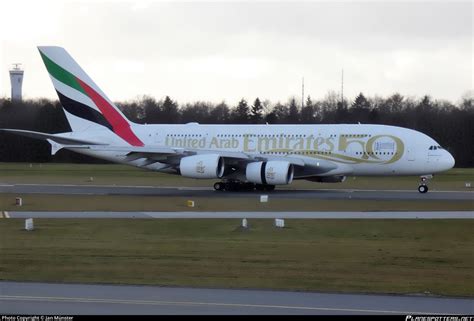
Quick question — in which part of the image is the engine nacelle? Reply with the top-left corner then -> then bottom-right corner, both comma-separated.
246,161 -> 294,185
180,154 -> 225,179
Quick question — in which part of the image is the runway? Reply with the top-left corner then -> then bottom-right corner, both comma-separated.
1,282 -> 472,315
4,211 -> 474,219
0,183 -> 473,201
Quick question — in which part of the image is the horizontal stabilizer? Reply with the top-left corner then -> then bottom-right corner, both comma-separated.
0,129 -> 105,145
46,139 -> 64,155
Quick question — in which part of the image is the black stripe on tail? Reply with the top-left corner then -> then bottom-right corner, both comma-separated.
57,91 -> 113,131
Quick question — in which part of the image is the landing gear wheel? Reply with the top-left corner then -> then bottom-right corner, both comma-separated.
264,185 -> 276,191
214,181 -> 260,191
214,182 -> 224,191
418,185 -> 428,193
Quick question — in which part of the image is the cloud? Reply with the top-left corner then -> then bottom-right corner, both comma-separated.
1,1 -> 471,103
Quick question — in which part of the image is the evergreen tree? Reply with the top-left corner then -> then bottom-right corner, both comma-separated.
351,92 -> 371,122
301,95 -> 315,123
287,98 -> 299,123
232,98 -> 250,123
250,98 -> 263,124
162,96 -> 179,123
352,93 -> 370,110
335,99 -> 349,123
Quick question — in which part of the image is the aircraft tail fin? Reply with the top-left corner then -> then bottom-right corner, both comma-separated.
37,46 -> 144,147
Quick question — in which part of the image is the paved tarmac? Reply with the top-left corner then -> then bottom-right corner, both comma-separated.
1,282 -> 472,315
4,211 -> 474,219
0,183 -> 473,201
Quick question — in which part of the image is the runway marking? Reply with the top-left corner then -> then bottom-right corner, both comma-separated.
0,295 -> 452,315
4,211 -> 9,218
6,211 -> 474,219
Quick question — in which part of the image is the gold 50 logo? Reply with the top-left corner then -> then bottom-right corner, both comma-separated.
338,134 -> 405,164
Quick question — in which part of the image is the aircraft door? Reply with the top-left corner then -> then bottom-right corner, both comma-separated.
406,147 -> 416,161
154,131 -> 163,145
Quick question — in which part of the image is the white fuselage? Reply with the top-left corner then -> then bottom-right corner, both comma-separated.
71,123 -> 455,178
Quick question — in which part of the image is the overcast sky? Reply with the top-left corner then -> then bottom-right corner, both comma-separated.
0,0 -> 472,105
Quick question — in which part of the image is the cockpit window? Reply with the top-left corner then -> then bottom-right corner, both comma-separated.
429,145 -> 444,150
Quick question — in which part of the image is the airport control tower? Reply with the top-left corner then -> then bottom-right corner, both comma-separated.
9,63 -> 24,101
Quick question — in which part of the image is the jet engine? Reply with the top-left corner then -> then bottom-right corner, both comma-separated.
180,154 -> 225,179
246,161 -> 294,185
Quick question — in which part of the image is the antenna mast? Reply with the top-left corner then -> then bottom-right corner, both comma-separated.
302,77 -> 304,109
341,69 -> 344,106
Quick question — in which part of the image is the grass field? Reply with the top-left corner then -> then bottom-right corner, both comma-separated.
1,162 -> 474,191
1,163 -> 472,296
0,219 -> 472,297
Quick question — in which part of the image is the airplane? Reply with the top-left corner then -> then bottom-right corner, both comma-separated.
1,46 -> 455,193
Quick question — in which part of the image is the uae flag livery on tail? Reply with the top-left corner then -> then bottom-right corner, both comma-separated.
38,46 -> 144,147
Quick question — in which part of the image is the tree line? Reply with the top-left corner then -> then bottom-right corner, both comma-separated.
0,92 -> 472,167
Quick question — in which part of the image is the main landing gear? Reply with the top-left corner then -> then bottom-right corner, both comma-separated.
418,175 -> 432,193
214,181 -> 275,192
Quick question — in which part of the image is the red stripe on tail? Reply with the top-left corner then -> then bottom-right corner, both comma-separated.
76,78 -> 144,147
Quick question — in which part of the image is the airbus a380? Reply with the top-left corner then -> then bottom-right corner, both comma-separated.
1,46 -> 455,193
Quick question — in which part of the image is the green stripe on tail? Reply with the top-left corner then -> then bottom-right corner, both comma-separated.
39,51 -> 86,95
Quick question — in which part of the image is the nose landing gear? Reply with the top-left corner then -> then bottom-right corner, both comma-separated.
418,175 -> 432,193
418,184 -> 428,193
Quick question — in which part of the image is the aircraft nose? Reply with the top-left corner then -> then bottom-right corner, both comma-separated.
442,152 -> 455,171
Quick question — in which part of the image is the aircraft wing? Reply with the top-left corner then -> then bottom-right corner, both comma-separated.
86,145 -> 343,176
87,145 -> 316,166
87,145 -> 252,160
